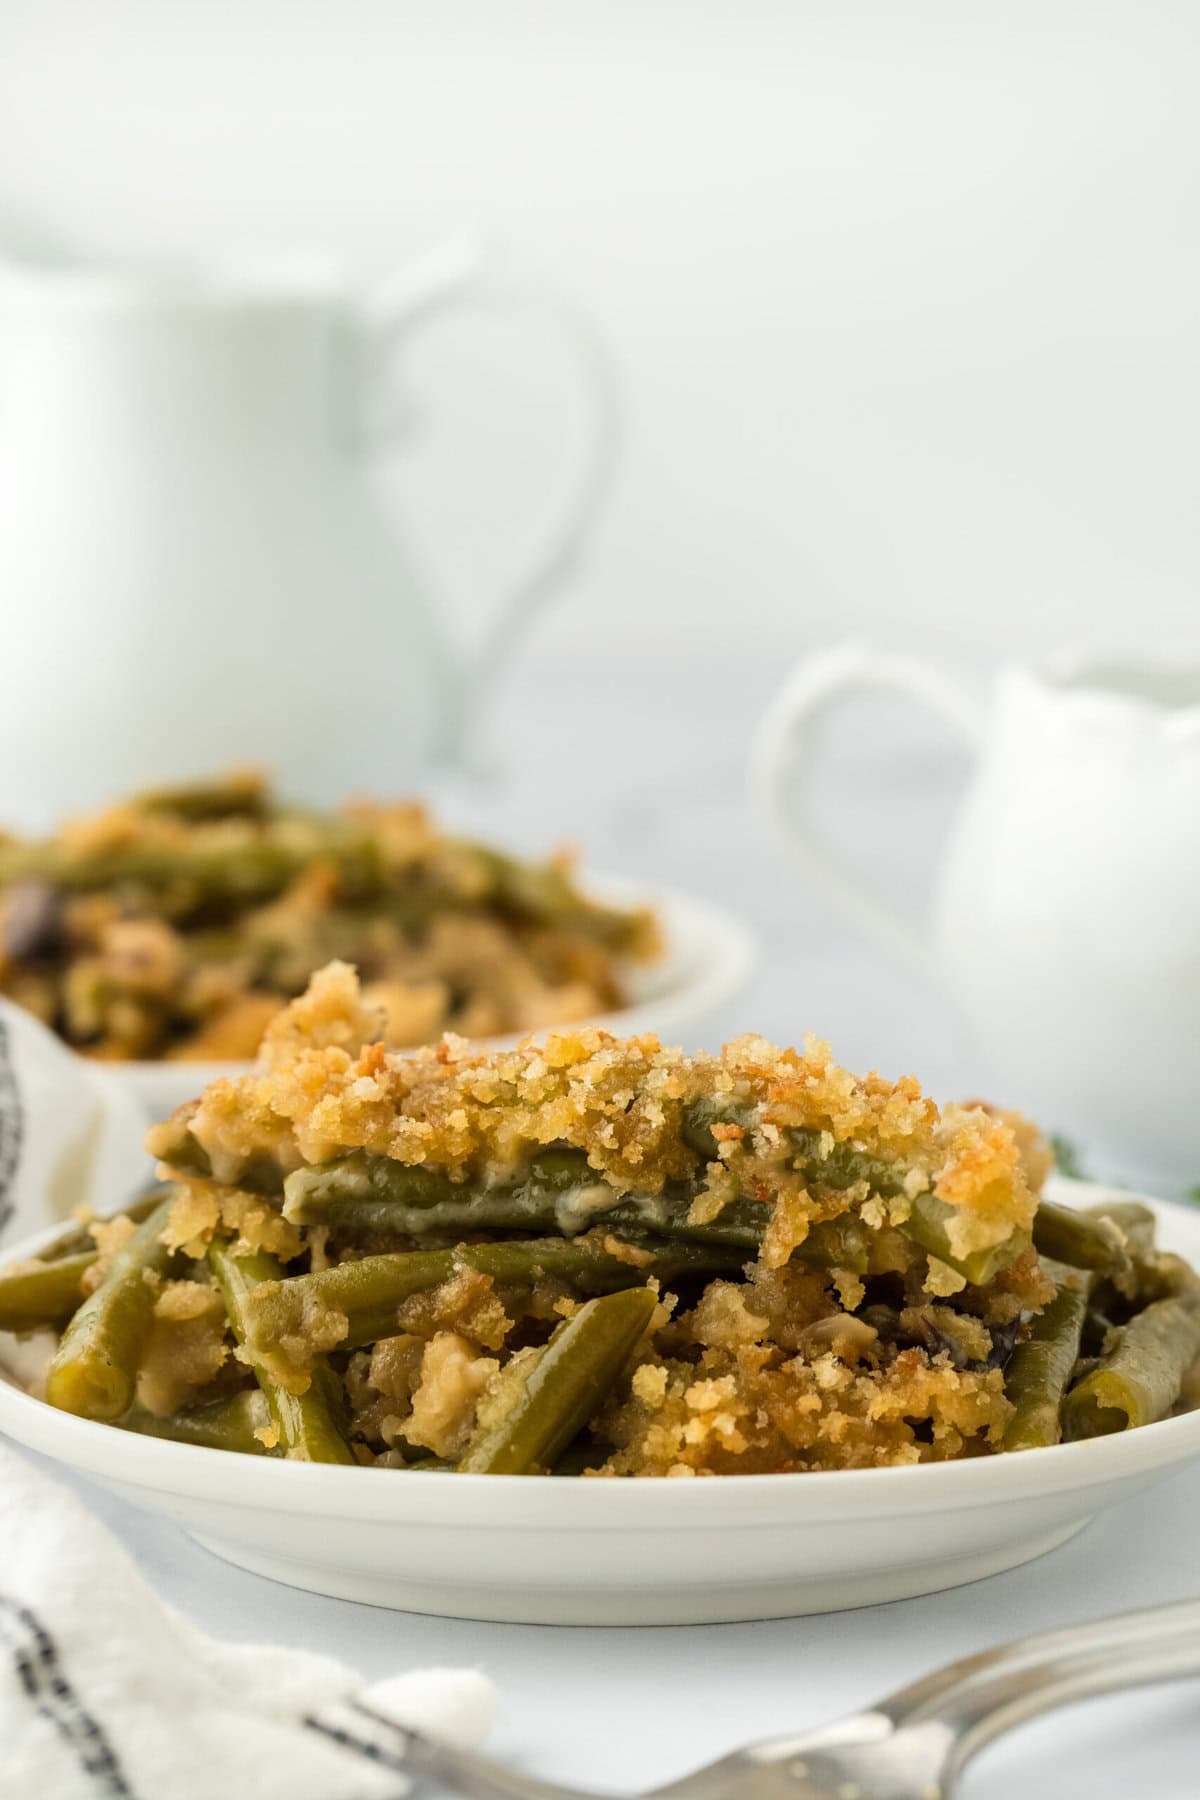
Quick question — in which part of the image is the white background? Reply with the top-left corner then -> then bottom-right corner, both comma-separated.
3,0 -> 1200,671
3,16 -> 1200,1792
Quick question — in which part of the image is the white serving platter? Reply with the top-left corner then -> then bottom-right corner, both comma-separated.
1,1180 -> 1197,1626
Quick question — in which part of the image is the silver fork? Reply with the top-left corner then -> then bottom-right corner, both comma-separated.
348,1597 -> 1200,1799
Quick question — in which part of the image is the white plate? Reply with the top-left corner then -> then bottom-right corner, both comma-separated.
108,878 -> 756,1118
2,1179 -> 1198,1625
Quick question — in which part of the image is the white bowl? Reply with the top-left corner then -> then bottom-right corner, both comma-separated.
2,1179 -> 1198,1625
107,879 -> 756,1118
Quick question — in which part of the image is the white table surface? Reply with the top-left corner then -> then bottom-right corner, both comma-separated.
33,1450 -> 1200,1799
6,661 -> 1199,1796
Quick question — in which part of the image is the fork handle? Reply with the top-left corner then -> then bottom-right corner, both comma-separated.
885,1597 -> 1200,1768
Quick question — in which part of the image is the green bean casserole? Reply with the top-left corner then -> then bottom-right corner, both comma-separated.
0,772 -> 658,1060
4,962 -> 1198,1474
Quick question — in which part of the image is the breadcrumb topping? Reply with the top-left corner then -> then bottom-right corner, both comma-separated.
152,964 -> 1036,1270
0,962 -> 1073,1477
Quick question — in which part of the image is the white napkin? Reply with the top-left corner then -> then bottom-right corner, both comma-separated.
0,1001 -> 497,1794
0,1000 -> 150,1247
0,1443 -> 495,1798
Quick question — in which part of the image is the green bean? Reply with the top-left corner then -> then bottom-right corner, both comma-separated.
120,1390 -> 272,1456
1072,1230 -> 1194,1360
0,1251 -> 97,1333
903,1194 -> 1030,1287
458,1287 -> 657,1474
243,1234 -> 742,1358
207,1241 -> 356,1464
684,1101 -> 1027,1284
282,1153 -> 475,1233
1083,1201 -> 1157,1259
1079,1201 -> 1182,1308
149,1123 -> 285,1198
465,844 -> 648,950
0,824 -> 383,906
1002,1280 -> 1091,1451
34,1187 -> 173,1264
1061,1291 -> 1200,1439
2,1191 -> 173,1335
170,1102 -> 1023,1287
282,1149 -> 871,1271
132,772 -> 271,822
1128,1253 -> 1200,1305
1031,1199 -> 1130,1275
177,1093 -> 1043,1294
0,820 -> 625,923
44,1195 -> 177,1420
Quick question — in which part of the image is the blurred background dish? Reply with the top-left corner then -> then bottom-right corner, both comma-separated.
0,774 -> 754,1108
116,879 -> 754,1118
0,773 -> 661,1059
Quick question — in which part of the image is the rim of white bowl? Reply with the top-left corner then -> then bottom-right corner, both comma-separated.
3,1185 -> 1198,1523
1,1369 -> 1197,1523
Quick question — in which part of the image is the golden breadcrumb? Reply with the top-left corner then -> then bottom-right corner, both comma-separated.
151,963 -> 1037,1278
127,963 -> 1065,1474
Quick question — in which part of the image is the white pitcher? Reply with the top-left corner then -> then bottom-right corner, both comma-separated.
753,643 -> 1200,1189
0,240 -> 616,824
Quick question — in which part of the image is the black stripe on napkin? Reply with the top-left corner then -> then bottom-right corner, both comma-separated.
303,1711 -> 413,1775
0,1018 -> 23,1236
0,1594 -> 136,1797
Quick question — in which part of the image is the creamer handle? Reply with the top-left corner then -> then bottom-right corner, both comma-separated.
749,641 -> 985,972
357,236 -> 619,766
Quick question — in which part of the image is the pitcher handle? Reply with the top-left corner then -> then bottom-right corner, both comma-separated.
749,641 -> 985,973
357,236 -> 619,764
